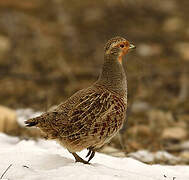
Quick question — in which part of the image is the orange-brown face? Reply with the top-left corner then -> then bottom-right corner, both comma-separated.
105,37 -> 136,64
116,41 -> 131,64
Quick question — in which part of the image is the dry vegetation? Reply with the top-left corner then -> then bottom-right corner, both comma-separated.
0,0 -> 189,164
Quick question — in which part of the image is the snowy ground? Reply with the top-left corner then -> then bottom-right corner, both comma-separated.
0,133 -> 189,180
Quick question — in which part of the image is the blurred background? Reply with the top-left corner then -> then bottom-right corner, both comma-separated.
0,0 -> 189,164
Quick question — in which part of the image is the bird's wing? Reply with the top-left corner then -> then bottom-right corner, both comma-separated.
36,86 -> 126,140
52,86 -> 126,138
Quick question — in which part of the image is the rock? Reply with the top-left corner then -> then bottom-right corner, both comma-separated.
129,150 -> 154,163
0,35 -> 10,55
180,151 -> 189,160
100,146 -> 125,157
0,0 -> 43,10
127,141 -> 142,151
162,17 -> 184,32
147,109 -> 174,129
154,151 -> 181,164
180,141 -> 189,150
165,141 -> 189,152
0,105 -> 19,134
128,125 -> 151,137
157,0 -> 177,12
174,42 -> 189,61
137,43 -> 162,57
129,150 -> 181,164
186,28 -> 189,38
178,114 -> 189,123
173,121 -> 188,129
162,127 -> 187,141
84,8 -> 104,23
0,106 -> 42,138
131,101 -> 150,113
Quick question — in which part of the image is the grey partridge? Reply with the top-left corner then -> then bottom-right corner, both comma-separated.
25,36 -> 135,164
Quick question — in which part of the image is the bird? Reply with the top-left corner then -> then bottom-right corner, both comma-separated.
25,36 -> 136,164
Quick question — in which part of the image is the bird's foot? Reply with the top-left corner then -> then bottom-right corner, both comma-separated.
86,149 -> 95,163
71,152 -> 89,164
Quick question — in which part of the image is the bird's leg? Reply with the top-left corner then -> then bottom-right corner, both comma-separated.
86,148 -> 92,158
71,152 -> 89,164
87,151 -> 95,163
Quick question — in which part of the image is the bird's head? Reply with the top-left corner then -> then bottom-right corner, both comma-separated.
104,36 -> 135,64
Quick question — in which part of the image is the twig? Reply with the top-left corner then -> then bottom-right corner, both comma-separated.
0,164 -> 12,179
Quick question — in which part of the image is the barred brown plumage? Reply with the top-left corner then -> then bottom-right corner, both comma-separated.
25,36 -> 135,164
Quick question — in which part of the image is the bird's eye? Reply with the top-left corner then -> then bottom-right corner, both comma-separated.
120,44 -> 125,48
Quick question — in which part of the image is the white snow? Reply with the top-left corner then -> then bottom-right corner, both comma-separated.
0,133 -> 189,180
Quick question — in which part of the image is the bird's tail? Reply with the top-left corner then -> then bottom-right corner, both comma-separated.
25,117 -> 39,127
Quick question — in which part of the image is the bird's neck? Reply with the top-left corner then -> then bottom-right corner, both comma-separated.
96,54 -> 127,97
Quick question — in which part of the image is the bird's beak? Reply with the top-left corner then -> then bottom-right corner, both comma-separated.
129,44 -> 136,50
